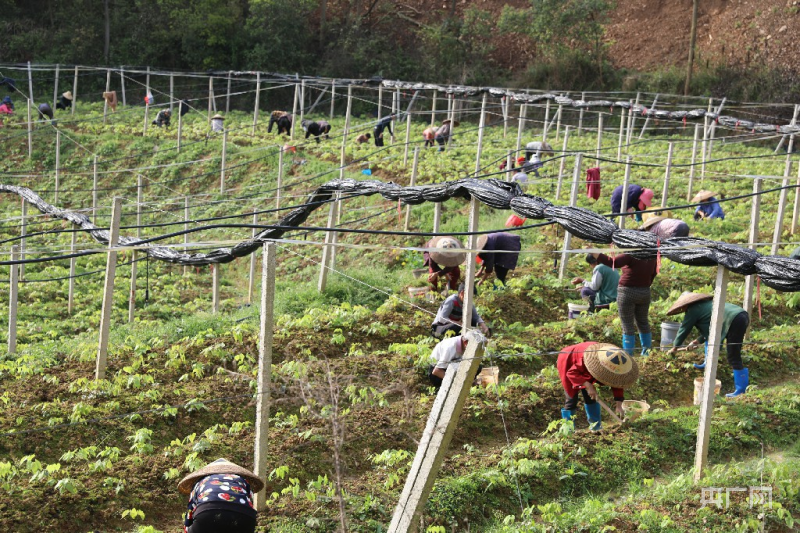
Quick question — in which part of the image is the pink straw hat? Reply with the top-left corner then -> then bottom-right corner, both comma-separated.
638,188 -> 654,209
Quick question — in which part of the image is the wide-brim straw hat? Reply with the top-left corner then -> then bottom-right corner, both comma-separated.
583,343 -> 639,389
429,236 -> 466,267
692,190 -> 716,203
666,291 -> 713,316
212,114 -> 225,120
639,216 -> 664,230
476,234 -> 489,251
178,458 -> 264,495
62,91 -> 73,100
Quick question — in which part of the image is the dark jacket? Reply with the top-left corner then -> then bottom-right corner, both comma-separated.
153,109 -> 171,127
478,232 -> 521,271
302,119 -> 332,142
38,103 -> 54,121
610,184 -> 645,215
374,115 -> 394,138
55,95 -> 72,111
268,111 -> 293,135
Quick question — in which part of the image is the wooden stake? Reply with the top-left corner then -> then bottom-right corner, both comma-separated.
330,80 -> 336,120
502,97 -> 509,139
212,264 -> 220,314
93,156 -> 98,223
298,79 -> 306,130
339,86 -> 353,180
253,242 -> 276,511
248,211 -> 258,305
555,104 -> 563,141
771,153 -> 793,254
595,113 -> 604,168
378,86 -> 383,120
558,154 -> 583,281
387,331 -> 486,533
661,142 -> 674,209
220,130 -> 228,193
693,265 -> 730,482
252,72 -> 261,136
446,94 -> 455,151
391,91 -> 398,145
26,99 -> 32,159
542,99 -> 550,142
430,90 -> 437,126
54,130 -> 61,205
699,100 -> 711,185
515,103 -> 527,156
638,94 -> 658,139
95,197 -> 123,381
577,92 -> 586,135
787,132 -> 800,234
290,82 -> 299,140
687,124 -> 700,201
404,148 -> 419,231
26,61 -> 33,106
317,195 -> 338,293
705,98 -> 726,162
276,146 -> 284,210
169,74 -> 174,114
743,178 -> 762,318
433,203 -> 442,233
628,93 -> 640,144
71,66 -> 78,116
617,108 -> 626,160
207,76 -> 214,124
619,155 -> 632,229
128,176 -> 143,324
177,106 -> 183,152
7,246 -> 19,354
774,104 -> 799,154
68,230 -> 76,314
225,72 -> 232,114
474,94 -> 487,176
556,126 -> 570,200
403,113 -> 412,166
463,197 -> 480,324
103,69 -> 111,124
119,66 -> 126,107
53,63 -> 60,109
625,99 -> 634,144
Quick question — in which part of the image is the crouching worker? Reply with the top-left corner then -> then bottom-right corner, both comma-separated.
665,292 -> 750,397
558,342 -> 639,431
178,458 -> 264,533
427,335 -> 482,389
431,283 -> 490,339
268,111 -> 293,135
423,235 -> 466,293
571,254 -> 619,311
153,109 -> 171,127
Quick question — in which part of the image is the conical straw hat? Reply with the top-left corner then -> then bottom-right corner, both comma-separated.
62,91 -> 73,100
692,190 -> 716,202
178,458 -> 264,495
666,292 -> 712,316
212,114 -> 225,120
583,343 -> 639,389
428,236 -> 466,267
640,216 -> 665,230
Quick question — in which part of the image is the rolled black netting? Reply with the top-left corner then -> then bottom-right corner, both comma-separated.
4,178 -> 800,291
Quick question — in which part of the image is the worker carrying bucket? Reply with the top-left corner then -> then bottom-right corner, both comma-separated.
557,342 -> 639,431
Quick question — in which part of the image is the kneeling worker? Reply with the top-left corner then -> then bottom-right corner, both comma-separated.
431,283 -> 490,339
428,335 -> 482,389
558,342 -> 639,430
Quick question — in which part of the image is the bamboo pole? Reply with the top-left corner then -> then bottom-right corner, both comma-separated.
743,178 -> 762,318
687,124 -> 700,201
661,142 -> 674,208
404,148 -> 420,231
53,63 -> 60,109
248,211 -> 258,305
68,231 -> 76,314
252,72 -> 261,136
558,154 -> 583,281
290,82 -> 299,140
103,69 -> 112,124
220,130 -> 228,193
7,246 -> 19,354
71,66 -> 78,116
771,152 -> 794,255
212,265 -> 220,314
95,197 -> 123,381
577,92 -> 586,135
595,113 -> 604,168
555,126 -> 570,201
276,146 -> 284,210
120,66 -> 126,107
619,156 -> 632,229
54,130 -> 61,204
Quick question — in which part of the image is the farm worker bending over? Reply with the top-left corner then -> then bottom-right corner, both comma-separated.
302,119 -> 331,143
373,114 -> 396,147
591,251 -> 657,356
639,216 -> 690,239
423,126 -> 436,147
178,458 -> 264,533
610,184 -> 654,222
692,190 -> 725,220
423,236 -> 465,292
37,103 -> 54,122
0,96 -> 14,114
571,253 -> 619,311
267,111 -> 293,135
55,91 -> 72,110
427,335 -> 482,388
153,109 -> 171,127
665,292 -> 750,397
524,140 -> 554,161
434,119 -> 456,151
431,283 -> 490,339
558,342 -> 639,431
476,232 -> 521,286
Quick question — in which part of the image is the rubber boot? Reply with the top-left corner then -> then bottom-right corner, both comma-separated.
561,408 -> 575,421
694,341 -> 709,370
726,368 -> 749,397
639,332 -> 652,356
561,408 -> 576,433
622,334 -> 636,356
584,403 -> 602,431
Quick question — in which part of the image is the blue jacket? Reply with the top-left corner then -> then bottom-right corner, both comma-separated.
610,184 -> 644,215
695,199 -> 725,219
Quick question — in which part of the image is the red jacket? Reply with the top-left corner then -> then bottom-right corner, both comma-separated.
557,341 -> 624,401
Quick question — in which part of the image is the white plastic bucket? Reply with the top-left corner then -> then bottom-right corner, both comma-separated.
660,321 -> 681,347
567,303 -> 589,319
693,377 -> 722,405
